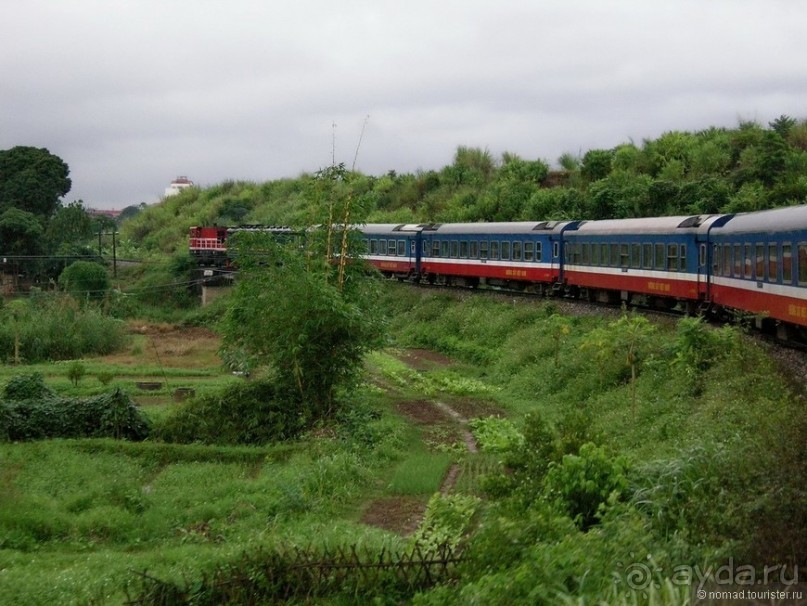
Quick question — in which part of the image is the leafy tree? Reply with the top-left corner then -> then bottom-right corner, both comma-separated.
0,208 -> 44,255
769,114 -> 797,138
580,149 -> 614,183
3,299 -> 30,364
221,231 -> 384,418
58,261 -> 110,300
443,146 -> 495,188
46,200 -> 94,250
557,152 -> 581,172
611,313 -> 656,411
117,202 -> 147,223
66,361 -> 86,387
221,168 -> 384,419
0,146 -> 71,217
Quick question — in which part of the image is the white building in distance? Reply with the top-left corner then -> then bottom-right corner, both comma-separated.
165,176 -> 194,197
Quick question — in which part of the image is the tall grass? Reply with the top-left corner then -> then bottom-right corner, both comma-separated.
0,295 -> 128,363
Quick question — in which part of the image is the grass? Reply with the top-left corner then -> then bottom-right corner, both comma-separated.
0,391 -> 409,604
386,450 -> 454,496
2,289 -> 805,604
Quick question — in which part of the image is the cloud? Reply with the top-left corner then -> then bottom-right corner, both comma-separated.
1,0 -> 806,207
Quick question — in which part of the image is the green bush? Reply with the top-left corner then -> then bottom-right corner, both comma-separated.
3,373 -> 55,400
544,442 -> 629,530
155,380 -> 306,445
58,261 -> 110,300
0,377 -> 150,441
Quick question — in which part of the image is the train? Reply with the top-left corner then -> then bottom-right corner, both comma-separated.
189,204 -> 807,340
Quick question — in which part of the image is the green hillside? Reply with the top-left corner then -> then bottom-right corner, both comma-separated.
121,116 -> 807,259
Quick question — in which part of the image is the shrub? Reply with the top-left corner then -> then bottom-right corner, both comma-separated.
544,442 -> 629,530
0,382 -> 150,441
3,373 -> 55,401
67,361 -> 86,387
58,261 -> 110,300
155,380 -> 306,445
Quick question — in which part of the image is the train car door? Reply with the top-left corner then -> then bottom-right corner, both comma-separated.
697,214 -> 734,301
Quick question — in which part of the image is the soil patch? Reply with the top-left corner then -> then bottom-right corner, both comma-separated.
102,323 -> 222,368
394,400 -> 451,425
446,397 -> 507,420
395,348 -> 454,371
360,496 -> 428,535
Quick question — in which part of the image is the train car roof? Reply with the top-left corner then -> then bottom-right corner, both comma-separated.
568,215 -> 724,235
714,204 -> 807,235
428,221 -> 578,235
359,223 -> 429,235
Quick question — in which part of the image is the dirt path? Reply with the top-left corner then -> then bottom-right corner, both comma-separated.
361,348 -> 499,534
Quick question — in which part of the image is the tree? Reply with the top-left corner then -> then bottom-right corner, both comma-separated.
580,149 -> 614,183
0,146 -> 71,218
58,261 -> 110,300
221,231 -> 384,419
117,203 -> 147,223
221,168 -> 384,419
46,200 -> 94,250
0,208 -> 44,255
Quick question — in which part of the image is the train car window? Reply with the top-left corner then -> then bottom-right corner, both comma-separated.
608,243 -> 617,267
600,243 -> 609,266
722,244 -> 731,277
592,242 -> 600,265
582,243 -> 590,265
397,240 -> 406,256
501,241 -> 510,260
411,241 -> 416,255
490,241 -> 499,260
423,240 -> 429,256
432,241 -> 440,257
450,241 -> 459,258
388,240 -> 398,256
480,241 -> 488,259
680,244 -> 687,270
783,244 -> 793,283
667,244 -> 679,272
743,244 -> 752,278
369,239 -> 378,254
553,241 -> 559,259
379,239 -> 387,255
699,244 -> 706,268
537,242 -> 543,261
512,241 -> 522,261
733,244 -> 742,277
523,241 -> 533,262
755,244 -> 764,279
618,244 -> 628,268
470,241 -> 479,258
460,241 -> 468,258
631,243 -> 641,268
798,244 -> 807,285
767,244 -> 777,282
653,243 -> 664,270
441,241 -> 449,257
642,244 -> 652,269
712,244 -> 720,275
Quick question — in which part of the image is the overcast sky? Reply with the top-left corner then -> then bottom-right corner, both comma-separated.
2,0 -> 806,209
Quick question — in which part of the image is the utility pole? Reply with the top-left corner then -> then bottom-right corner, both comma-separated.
97,227 -> 119,278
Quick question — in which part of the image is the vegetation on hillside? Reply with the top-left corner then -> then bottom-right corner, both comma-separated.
119,116 -> 807,263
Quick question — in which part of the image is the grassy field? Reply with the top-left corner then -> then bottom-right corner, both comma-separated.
1,290 -> 805,604
0,320 -> 481,604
